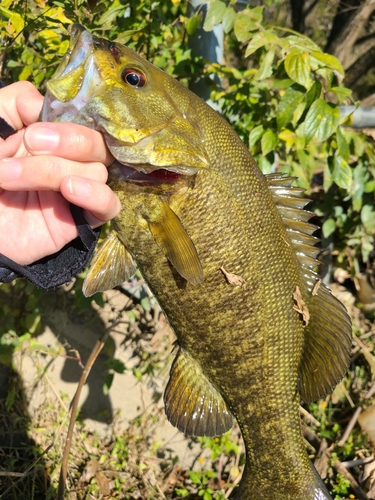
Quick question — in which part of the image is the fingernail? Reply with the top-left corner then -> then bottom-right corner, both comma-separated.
24,124 -> 59,153
68,177 -> 91,197
0,158 -> 22,181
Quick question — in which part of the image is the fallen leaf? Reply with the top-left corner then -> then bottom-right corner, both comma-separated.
293,285 -> 310,327
96,470 -> 111,495
220,266 -> 246,287
312,279 -> 322,296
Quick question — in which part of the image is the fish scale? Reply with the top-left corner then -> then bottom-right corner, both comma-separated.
41,24 -> 352,499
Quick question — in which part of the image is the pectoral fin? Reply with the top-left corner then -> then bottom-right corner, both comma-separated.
83,230 -> 136,297
164,347 -> 233,436
147,200 -> 204,285
298,278 -> 352,403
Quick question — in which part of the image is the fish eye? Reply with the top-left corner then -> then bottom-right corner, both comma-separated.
121,68 -> 147,88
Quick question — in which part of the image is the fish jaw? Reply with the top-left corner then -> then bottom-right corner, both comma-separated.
41,24 -> 209,178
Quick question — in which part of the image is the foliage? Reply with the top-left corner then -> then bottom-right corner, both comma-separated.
2,0 -> 375,499
201,1 -> 375,281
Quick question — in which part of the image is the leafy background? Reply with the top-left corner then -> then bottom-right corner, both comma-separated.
2,0 -> 375,499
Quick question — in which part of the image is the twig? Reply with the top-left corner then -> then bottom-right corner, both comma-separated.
364,379 -> 375,400
339,381 -> 355,408
57,321 -> 119,500
338,406 -> 363,447
300,405 -> 321,427
333,459 -> 370,500
341,456 -> 374,468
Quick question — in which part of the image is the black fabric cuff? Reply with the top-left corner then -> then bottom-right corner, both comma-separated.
0,205 -> 101,289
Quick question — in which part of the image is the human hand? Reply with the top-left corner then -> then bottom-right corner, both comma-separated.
0,81 -> 121,266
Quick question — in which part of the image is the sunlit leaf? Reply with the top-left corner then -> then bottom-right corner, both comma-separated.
322,219 -> 336,238
234,13 -> 257,42
254,50 -> 274,81
222,8 -> 236,34
249,124 -> 264,149
203,1 -> 227,31
185,13 -> 203,36
332,155 -> 352,190
304,98 -> 340,144
0,7 -> 24,33
276,85 -> 305,129
261,129 -> 278,156
284,50 -> 311,89
310,51 -> 344,75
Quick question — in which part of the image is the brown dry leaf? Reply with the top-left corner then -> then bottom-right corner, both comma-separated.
359,404 -> 375,453
293,285 -> 310,327
363,461 -> 375,499
78,458 -> 99,485
311,279 -> 322,296
220,266 -> 246,287
96,471 -> 111,496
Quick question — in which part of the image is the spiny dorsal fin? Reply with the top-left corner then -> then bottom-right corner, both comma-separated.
164,347 -> 233,436
266,174 -> 352,402
83,230 -> 136,297
266,173 -> 320,284
298,276 -> 352,402
146,199 -> 204,285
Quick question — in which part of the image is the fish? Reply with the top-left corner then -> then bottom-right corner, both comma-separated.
41,24 -> 352,499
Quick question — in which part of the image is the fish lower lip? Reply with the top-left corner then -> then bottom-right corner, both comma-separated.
112,162 -> 182,183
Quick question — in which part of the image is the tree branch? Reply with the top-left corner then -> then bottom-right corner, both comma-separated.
326,0 -> 375,68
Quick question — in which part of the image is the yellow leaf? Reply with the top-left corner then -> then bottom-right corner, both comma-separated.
0,7 -> 24,33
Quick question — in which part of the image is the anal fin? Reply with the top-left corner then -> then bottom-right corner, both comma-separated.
164,347 -> 233,436
298,278 -> 352,403
83,230 -> 136,297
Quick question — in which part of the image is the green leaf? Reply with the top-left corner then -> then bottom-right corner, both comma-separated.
103,373 -> 114,395
257,155 -> 273,174
305,80 -> 322,110
336,128 -> 350,162
332,155 -> 352,190
0,7 -> 24,33
249,124 -> 264,149
19,65 -> 33,81
245,30 -> 278,57
185,13 -> 203,36
322,219 -> 336,238
261,129 -> 278,156
330,86 -> 352,104
284,50 -> 311,89
310,51 -> 344,75
203,1 -> 227,31
234,13 -> 257,42
286,35 -> 320,52
276,85 -> 305,129
361,205 -> 375,233
254,50 -> 274,81
304,98 -> 340,144
222,8 -> 236,34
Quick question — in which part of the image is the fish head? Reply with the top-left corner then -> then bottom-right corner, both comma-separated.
41,24 -> 209,179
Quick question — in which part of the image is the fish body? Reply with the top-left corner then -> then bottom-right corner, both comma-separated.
41,25 -> 352,499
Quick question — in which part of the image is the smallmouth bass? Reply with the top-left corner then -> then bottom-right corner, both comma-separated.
41,24 -> 352,499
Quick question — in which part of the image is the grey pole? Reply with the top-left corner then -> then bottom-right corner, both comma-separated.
339,106 -> 375,128
188,0 -> 224,109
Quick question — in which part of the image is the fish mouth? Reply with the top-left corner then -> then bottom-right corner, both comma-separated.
110,161 -> 186,185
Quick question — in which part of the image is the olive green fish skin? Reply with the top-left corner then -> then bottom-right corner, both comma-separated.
41,25 -> 351,499
110,101 -> 327,500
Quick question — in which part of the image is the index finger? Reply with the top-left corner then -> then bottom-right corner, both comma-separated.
24,122 -> 114,166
